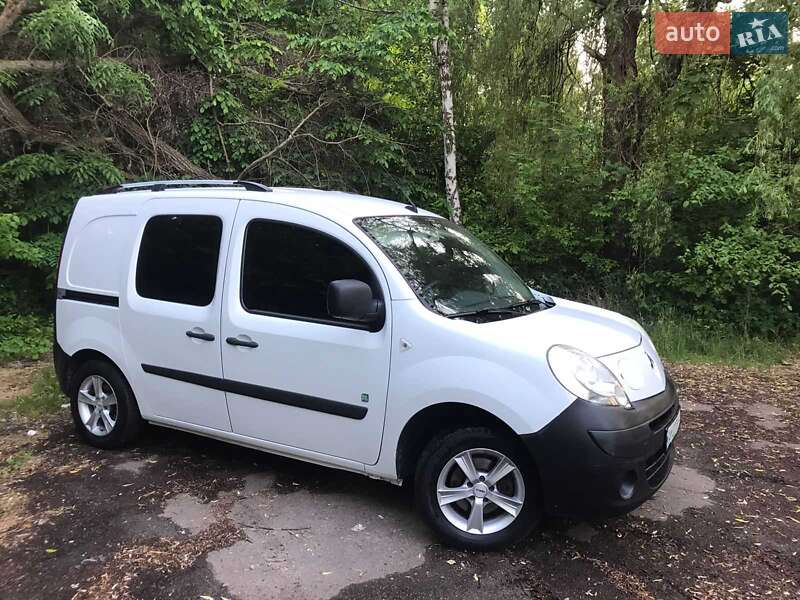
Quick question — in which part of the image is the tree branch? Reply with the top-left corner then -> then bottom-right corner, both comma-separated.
0,57 -> 186,73
584,46 -> 606,66
335,1 -> 397,15
0,0 -> 27,38
78,70 -> 212,178
0,60 -> 66,73
295,106 -> 367,147
238,99 -> 329,179
0,90 -> 71,145
112,110 -> 211,178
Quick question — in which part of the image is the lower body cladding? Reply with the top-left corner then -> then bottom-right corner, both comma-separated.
522,377 -> 679,517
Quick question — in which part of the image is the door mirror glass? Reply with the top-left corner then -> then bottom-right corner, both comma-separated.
327,279 -> 383,327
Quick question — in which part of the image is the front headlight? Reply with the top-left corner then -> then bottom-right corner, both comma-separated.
547,344 -> 632,409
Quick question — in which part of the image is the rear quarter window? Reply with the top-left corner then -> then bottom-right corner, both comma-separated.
135,215 -> 222,306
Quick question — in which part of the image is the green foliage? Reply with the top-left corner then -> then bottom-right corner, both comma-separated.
677,224 -> 800,336
646,312 -> 797,367
454,0 -> 799,343
14,81 -> 61,109
88,59 -> 152,108
143,0 -> 292,71
22,0 -> 112,58
0,315 -> 52,364
0,70 -> 16,90
0,153 -> 122,312
467,99 -> 612,292
13,366 -> 65,417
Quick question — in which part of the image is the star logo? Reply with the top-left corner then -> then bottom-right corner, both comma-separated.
731,11 -> 788,55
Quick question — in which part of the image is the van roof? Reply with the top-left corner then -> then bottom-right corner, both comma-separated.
88,181 -> 439,221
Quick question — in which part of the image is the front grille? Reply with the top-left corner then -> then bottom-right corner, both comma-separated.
649,402 -> 678,433
644,446 -> 670,486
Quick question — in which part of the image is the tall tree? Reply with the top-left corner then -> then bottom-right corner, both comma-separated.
430,0 -> 462,222
588,0 -> 719,171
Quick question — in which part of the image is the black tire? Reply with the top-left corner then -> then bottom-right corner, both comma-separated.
414,427 -> 541,550
70,359 -> 143,449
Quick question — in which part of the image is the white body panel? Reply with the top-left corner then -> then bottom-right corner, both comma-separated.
56,196 -> 138,375
119,196 -> 239,431
57,185 -> 668,483
220,201 -> 392,464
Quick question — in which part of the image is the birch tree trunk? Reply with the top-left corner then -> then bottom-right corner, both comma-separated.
429,0 -> 462,223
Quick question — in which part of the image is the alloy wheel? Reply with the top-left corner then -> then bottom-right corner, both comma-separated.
77,375 -> 118,436
436,447 -> 525,535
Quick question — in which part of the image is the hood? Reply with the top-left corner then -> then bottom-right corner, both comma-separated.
449,297 -> 666,402
479,297 -> 643,358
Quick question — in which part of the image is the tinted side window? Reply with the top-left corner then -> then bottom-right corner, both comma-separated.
242,220 -> 376,321
136,215 -> 222,306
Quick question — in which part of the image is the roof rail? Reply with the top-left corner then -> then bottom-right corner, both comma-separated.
98,179 -> 272,194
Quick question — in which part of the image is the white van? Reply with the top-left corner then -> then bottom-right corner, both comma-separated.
54,180 -> 679,550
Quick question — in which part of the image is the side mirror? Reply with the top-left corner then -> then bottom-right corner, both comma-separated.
327,279 -> 384,329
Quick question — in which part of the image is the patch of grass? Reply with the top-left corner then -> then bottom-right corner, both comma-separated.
0,314 -> 52,364
13,366 -> 66,417
645,316 -> 797,367
1,450 -> 34,476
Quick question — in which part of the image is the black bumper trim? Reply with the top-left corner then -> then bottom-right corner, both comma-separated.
522,377 -> 679,517
53,339 -> 71,396
589,400 -> 679,458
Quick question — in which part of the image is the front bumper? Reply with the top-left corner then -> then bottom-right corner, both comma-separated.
522,376 -> 679,517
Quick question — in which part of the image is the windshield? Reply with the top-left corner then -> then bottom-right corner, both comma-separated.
355,215 -> 534,316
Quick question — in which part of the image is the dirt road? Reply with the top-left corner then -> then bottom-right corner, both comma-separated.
1,361 -> 798,600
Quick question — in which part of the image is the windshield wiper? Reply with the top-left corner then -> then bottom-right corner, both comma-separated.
504,298 -> 540,310
444,298 -> 545,320
445,300 -> 533,319
445,306 -> 518,319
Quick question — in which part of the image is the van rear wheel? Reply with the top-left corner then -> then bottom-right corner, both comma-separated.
415,427 -> 541,550
70,360 -> 142,449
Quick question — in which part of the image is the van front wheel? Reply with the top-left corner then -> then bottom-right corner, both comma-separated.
415,427 -> 541,550
70,360 -> 142,449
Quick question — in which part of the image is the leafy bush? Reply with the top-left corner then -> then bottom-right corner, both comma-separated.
675,224 -> 800,336
21,0 -> 112,58
88,59 -> 152,109
0,315 -> 52,364
0,152 -> 122,313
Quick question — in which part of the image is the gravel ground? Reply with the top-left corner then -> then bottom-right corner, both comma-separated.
0,360 -> 798,600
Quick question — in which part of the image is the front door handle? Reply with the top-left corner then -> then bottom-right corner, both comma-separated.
186,329 -> 215,341
226,336 -> 259,348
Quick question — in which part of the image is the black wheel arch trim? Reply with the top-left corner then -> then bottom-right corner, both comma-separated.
54,346 -> 144,420
140,364 -> 368,420
53,339 -> 71,395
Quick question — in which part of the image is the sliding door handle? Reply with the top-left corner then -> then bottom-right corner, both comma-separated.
226,336 -> 258,348
186,329 -> 215,341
